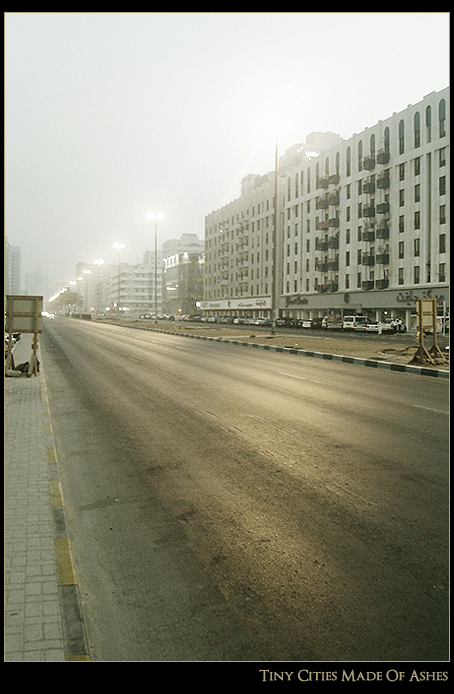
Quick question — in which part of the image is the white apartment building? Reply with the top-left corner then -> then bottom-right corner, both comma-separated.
105,253 -> 163,318
202,88 -> 449,328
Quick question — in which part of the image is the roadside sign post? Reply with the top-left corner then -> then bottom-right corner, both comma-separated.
411,297 -> 447,365
5,295 -> 43,375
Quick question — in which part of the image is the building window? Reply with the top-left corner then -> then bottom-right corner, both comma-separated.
414,238 -> 420,256
399,119 -> 405,154
414,184 -> 420,203
399,215 -> 405,233
439,99 -> 446,137
346,251 -> 350,266
399,241 -> 405,259
439,263 -> 445,282
414,211 -> 420,229
439,234 -> 446,253
346,147 -> 351,177
346,229 -> 350,244
439,176 -> 446,196
414,156 -> 421,176
398,267 -> 404,285
414,266 -> 420,284
439,148 -> 446,167
399,163 -> 405,181
426,105 -> 432,142
345,274 -> 350,289
414,111 -> 420,148
399,189 -> 405,206
439,205 -> 446,224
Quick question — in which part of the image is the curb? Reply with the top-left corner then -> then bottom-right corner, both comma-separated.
41,373 -> 91,662
121,324 -> 449,379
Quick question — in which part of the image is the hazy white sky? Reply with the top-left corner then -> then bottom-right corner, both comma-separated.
5,12 -> 449,290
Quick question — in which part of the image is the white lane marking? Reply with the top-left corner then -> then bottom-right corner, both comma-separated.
412,405 -> 449,415
278,371 -> 322,384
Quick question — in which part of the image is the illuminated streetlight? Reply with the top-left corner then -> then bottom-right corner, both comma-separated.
147,212 -> 164,321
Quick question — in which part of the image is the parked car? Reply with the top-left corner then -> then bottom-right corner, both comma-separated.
310,317 -> 324,330
364,321 -> 379,332
342,315 -> 368,330
298,318 -> 313,329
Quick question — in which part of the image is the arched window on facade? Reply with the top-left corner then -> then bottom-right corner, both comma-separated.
414,111 -> 420,148
399,119 -> 405,154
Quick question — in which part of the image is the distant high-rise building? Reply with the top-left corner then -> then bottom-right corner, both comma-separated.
25,267 -> 48,298
4,237 -> 21,295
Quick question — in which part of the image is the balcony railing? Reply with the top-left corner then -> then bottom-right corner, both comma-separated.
362,206 -> 375,218
316,196 -> 329,209
362,230 -> 375,242
375,279 -> 389,289
376,253 -> 390,264
362,255 -> 375,266
377,174 -> 390,189
363,181 -> 375,194
362,280 -> 375,290
316,176 -> 329,189
376,225 -> 390,239
377,150 -> 390,165
363,155 -> 376,170
377,202 -> 390,214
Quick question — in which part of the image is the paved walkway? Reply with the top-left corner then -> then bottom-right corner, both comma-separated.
4,334 -> 89,662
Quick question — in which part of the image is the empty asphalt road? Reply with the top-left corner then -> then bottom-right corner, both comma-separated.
40,318 -> 449,662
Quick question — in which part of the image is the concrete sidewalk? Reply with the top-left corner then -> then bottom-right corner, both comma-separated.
4,334 -> 89,662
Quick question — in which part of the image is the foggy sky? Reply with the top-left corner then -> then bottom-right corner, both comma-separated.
5,12 -> 449,293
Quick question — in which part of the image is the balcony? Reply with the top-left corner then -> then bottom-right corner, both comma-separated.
377,174 -> 390,189
377,150 -> 390,165
362,254 -> 375,266
328,236 -> 339,249
376,253 -> 390,264
326,282 -> 339,293
316,176 -> 329,189
328,260 -> 339,271
317,220 -> 329,230
376,225 -> 390,239
362,280 -> 375,290
316,196 -> 329,209
328,192 -> 340,205
315,262 -> 329,272
377,202 -> 390,214
375,279 -> 389,289
328,217 -> 340,228
328,173 -> 340,185
362,230 -> 376,242
362,206 -> 376,218
363,180 -> 375,194
363,155 -> 376,170
315,239 -> 328,251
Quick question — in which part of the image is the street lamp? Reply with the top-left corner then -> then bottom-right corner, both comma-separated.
147,212 -> 164,322
113,243 -> 126,315
271,138 -> 278,334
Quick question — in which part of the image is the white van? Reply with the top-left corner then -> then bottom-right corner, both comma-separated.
342,315 -> 368,330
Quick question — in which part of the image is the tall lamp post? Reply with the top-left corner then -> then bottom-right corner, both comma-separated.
271,138 -> 278,334
147,212 -> 164,322
113,243 -> 125,316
